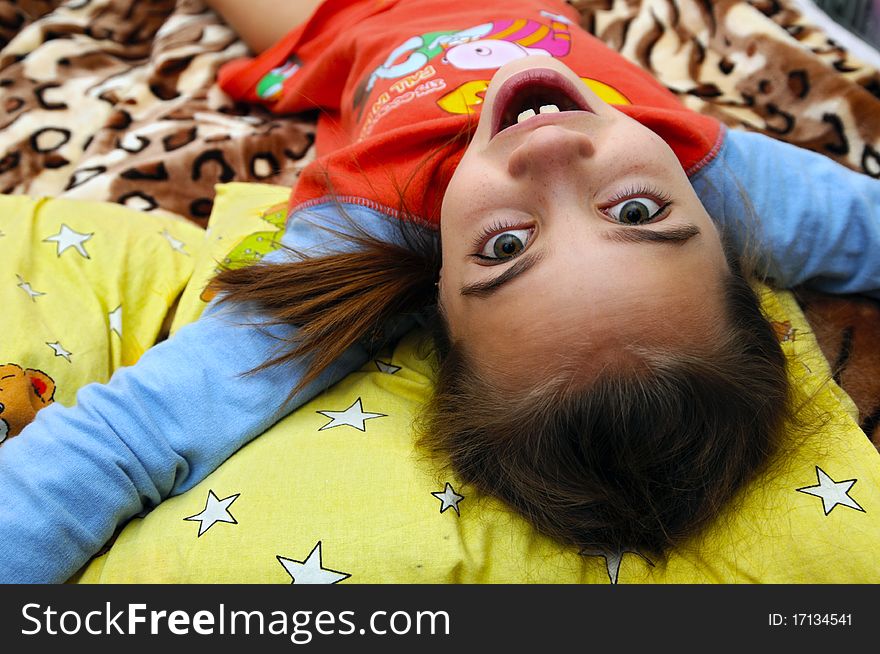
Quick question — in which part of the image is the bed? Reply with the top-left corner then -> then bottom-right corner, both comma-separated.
2,0 -> 879,583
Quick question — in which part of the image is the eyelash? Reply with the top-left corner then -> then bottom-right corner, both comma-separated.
469,220 -> 533,262
470,184 -> 673,261
603,184 -> 673,223
605,184 -> 672,207
471,220 -> 521,251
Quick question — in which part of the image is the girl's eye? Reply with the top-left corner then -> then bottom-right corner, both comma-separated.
606,196 -> 670,225
478,228 -> 532,261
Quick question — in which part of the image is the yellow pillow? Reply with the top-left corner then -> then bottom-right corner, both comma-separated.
0,195 -> 202,412
170,182 -> 289,333
74,183 -> 880,583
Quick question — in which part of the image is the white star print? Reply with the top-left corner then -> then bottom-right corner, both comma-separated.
277,542 -> 350,584
43,223 -> 93,258
375,360 -> 401,374
184,489 -> 240,536
317,397 -> 385,432
108,305 -> 122,338
160,228 -> 189,255
46,341 -> 72,362
17,274 -> 45,301
432,482 -> 464,516
580,549 -> 653,584
796,466 -> 865,515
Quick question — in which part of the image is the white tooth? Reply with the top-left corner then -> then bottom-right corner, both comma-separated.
517,108 -> 536,123
539,104 -> 560,113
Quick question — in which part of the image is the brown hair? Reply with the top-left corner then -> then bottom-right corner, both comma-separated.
209,214 -> 439,395
211,213 -> 792,556
421,251 -> 792,555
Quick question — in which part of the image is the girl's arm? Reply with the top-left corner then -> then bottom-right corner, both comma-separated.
205,0 -> 326,53
691,130 -> 880,299
0,204 -> 419,583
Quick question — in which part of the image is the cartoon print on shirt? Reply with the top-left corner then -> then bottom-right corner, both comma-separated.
354,24 -> 494,105
440,15 -> 572,70
353,15 -> 571,116
354,13 -> 629,128
256,56 -> 303,101
358,65 -> 449,140
436,76 -> 631,115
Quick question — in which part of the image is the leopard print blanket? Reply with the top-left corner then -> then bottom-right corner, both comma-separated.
1,0 -> 878,444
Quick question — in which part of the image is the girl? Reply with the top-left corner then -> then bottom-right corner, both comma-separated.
1,0 -> 879,583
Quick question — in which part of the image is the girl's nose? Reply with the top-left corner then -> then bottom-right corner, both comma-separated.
507,125 -> 595,178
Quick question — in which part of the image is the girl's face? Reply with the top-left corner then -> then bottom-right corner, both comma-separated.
438,57 -> 730,386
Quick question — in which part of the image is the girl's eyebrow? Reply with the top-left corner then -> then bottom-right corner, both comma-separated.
601,223 -> 701,245
460,250 -> 545,298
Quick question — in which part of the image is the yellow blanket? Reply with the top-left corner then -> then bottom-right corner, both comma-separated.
4,186 -> 877,583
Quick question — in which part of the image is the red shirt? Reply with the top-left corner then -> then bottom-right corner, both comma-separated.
219,0 -> 722,226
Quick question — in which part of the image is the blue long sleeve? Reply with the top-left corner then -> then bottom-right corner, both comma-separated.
0,202 -> 421,583
691,129 -> 880,299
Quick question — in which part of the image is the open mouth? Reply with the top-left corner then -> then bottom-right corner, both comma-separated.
491,68 -> 592,138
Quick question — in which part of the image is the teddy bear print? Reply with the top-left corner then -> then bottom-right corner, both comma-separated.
0,364 -> 56,444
